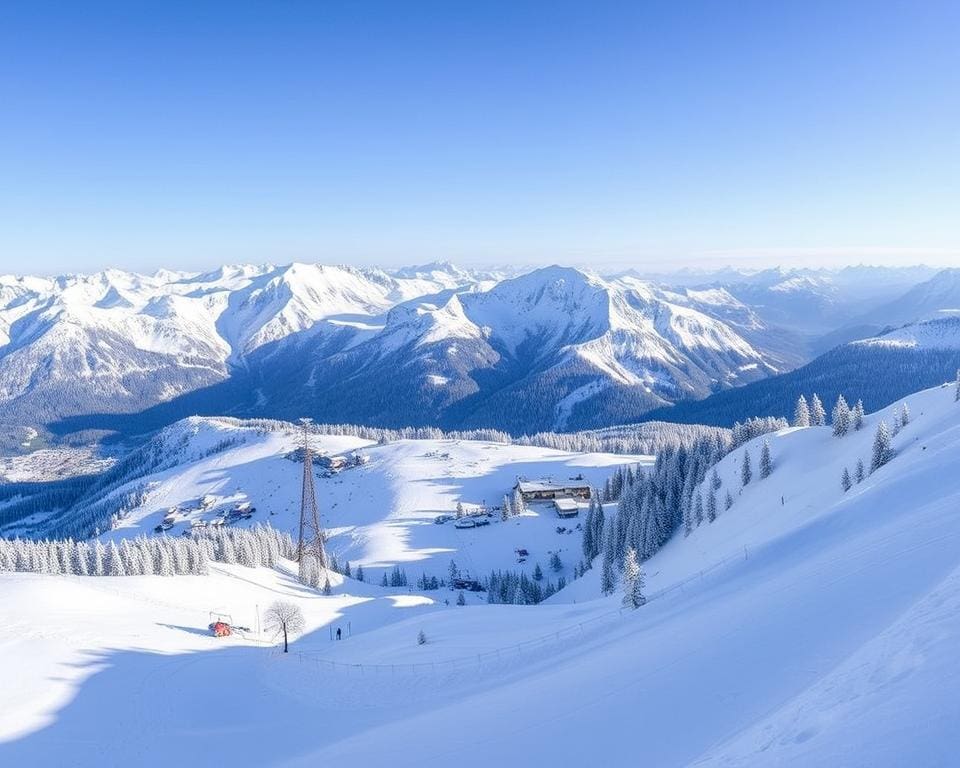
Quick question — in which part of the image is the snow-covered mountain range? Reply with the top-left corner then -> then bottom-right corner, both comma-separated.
0,262 -> 947,437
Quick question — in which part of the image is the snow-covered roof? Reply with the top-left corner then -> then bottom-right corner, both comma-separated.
516,480 -> 590,493
554,498 -> 579,511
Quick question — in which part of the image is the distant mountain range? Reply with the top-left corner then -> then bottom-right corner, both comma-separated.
0,261 -> 954,439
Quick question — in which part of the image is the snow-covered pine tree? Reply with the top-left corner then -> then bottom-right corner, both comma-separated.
106,541 -> 126,577
693,491 -> 704,527
810,394 -> 827,426
870,421 -> 893,473
759,440 -> 773,479
711,468 -> 722,491
582,499 -> 596,558
512,487 -> 526,516
92,541 -> 105,576
832,395 -> 851,437
900,402 -> 910,427
533,563 -> 543,581
600,519 -> 616,596
621,548 -> 646,609
456,591 -> 466,606
550,552 -> 562,572
356,564 -> 364,582
793,395 -> 811,427
855,458 -> 865,483
501,495 -> 511,521
706,486 -> 717,523
841,467 -> 852,492
725,489 -> 733,511
683,495 -> 694,537
852,399 -> 865,430
741,448 -> 752,487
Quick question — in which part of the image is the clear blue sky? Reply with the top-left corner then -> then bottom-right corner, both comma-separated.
0,0 -> 957,274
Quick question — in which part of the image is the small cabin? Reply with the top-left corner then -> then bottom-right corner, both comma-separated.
514,480 -> 591,502
554,498 -> 580,518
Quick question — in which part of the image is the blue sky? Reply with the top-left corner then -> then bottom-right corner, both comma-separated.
0,0 -> 957,274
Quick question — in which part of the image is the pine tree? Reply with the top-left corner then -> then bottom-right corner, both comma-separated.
600,520 -> 616,596
356,564 -> 365,582
550,552 -> 562,572
832,395 -> 851,437
760,440 -> 773,478
711,468 -> 722,491
706,486 -> 717,523
106,541 -> 126,577
741,448 -> 752,487
870,421 -> 893,473
456,502 -> 465,519
855,459 -> 865,484
512,487 -> 526,516
810,394 -> 826,426
841,467 -> 852,492
621,548 -> 646,609
899,402 -> 910,427
582,500 -> 596,558
501,495 -> 511,521
852,399 -> 865,430
456,591 -> 466,606
381,572 -> 389,587
793,395 -> 811,427
533,563 -> 543,581
600,556 -> 615,596
322,578 -> 332,596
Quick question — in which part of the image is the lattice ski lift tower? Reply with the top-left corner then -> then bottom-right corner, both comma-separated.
297,418 -> 328,583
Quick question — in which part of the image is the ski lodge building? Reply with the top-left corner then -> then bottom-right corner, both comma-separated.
513,480 -> 591,502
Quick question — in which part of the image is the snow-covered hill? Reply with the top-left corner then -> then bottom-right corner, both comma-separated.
46,418 -> 651,584
3,381 -> 960,765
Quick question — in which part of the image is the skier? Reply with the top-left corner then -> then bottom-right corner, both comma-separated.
336,627 -> 342,640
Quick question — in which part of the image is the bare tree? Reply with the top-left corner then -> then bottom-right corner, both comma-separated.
264,600 -> 305,653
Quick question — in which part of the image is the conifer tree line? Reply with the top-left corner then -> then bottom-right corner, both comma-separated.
583,414 -> 788,598
280,418 -> 729,456
0,524 -> 295,577
485,569 -> 563,605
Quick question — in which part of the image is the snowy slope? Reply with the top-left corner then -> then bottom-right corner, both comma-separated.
61,419 -> 648,584
4,382 -> 960,765
855,314 -> 960,350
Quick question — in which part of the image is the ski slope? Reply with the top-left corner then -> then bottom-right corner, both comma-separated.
97,422 -> 650,584
2,383 -> 960,765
